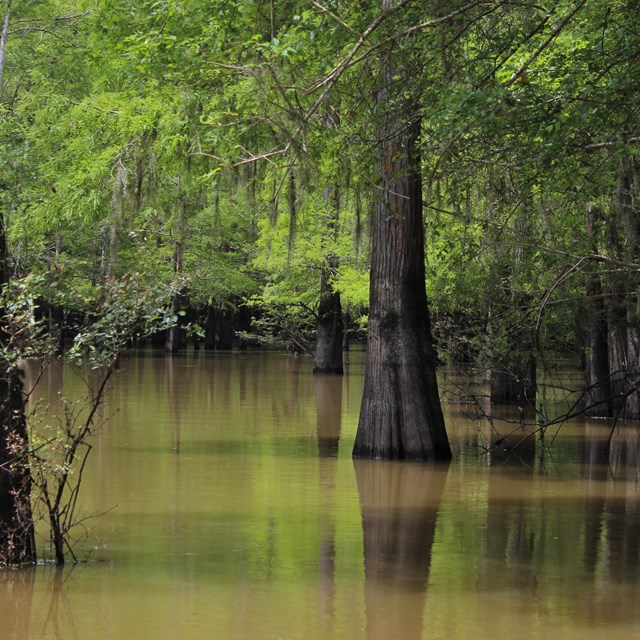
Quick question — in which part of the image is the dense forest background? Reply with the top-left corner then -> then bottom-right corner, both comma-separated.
2,0 -> 640,417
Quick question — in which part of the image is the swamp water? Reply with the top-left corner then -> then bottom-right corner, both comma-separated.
2,349 -> 640,640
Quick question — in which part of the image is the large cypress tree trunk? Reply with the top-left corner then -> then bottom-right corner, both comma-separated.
352,8 -> 451,461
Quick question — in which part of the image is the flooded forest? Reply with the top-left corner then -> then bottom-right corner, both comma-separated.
2,1 -> 640,639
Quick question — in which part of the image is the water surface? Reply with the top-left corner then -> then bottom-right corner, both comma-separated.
3,350 -> 640,640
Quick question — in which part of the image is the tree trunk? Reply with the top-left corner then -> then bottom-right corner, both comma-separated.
0,364 -> 36,565
489,353 -> 536,407
606,157 -> 640,418
165,240 -> 186,353
586,305 -> 612,416
487,190 -> 537,407
0,0 -> 12,101
620,157 -> 640,418
353,9 -> 451,460
584,204 -> 612,416
313,264 -> 343,373
203,305 -> 234,350
0,186 -> 36,563
313,184 -> 343,374
342,311 -> 350,352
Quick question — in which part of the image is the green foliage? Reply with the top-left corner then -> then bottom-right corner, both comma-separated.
2,0 -> 640,373
28,272 -> 181,564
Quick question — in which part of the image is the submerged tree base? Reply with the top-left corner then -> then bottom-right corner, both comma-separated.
0,367 -> 36,566
353,291 -> 451,462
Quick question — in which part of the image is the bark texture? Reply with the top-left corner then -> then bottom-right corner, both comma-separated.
313,265 -> 343,374
0,197 -> 36,564
584,205 -> 612,416
0,367 -> 36,565
0,0 -> 12,101
313,184 -> 343,374
352,21 -> 451,460
595,156 -> 640,419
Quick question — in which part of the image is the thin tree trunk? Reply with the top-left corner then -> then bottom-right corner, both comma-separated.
166,239 -> 186,353
488,193 -> 536,407
314,185 -> 343,374
0,157 -> 36,562
584,204 -> 612,416
0,0 -> 12,101
353,5 -> 451,460
0,366 -> 36,565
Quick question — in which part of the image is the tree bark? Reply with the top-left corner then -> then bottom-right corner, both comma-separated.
620,157 -> 640,418
203,305 -> 234,350
489,354 -> 536,406
353,8 -> 451,460
0,366 -> 36,565
314,185 -> 343,374
166,238 -> 186,353
0,0 -> 12,102
313,263 -> 343,373
606,157 -> 640,418
584,204 -> 612,416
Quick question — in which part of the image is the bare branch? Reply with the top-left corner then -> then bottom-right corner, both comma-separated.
54,11 -> 90,22
309,0 -> 361,36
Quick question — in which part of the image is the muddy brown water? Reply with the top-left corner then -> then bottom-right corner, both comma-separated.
2,349 -> 640,640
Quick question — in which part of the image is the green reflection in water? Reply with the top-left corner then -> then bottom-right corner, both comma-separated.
3,350 -> 640,639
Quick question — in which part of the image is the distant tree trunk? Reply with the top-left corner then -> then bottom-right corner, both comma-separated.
203,305 -> 234,350
342,311 -> 350,352
488,192 -> 536,407
166,239 -> 186,353
314,185 -> 343,374
584,204 -> 612,416
489,352 -> 536,407
0,366 -> 36,565
620,156 -> 640,418
353,5 -> 451,460
606,157 -> 640,418
0,0 -> 12,102
0,208 -> 36,564
314,262 -> 343,373
102,160 -> 127,283
586,294 -> 612,415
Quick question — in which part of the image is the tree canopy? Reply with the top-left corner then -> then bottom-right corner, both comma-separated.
0,0 -> 639,461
